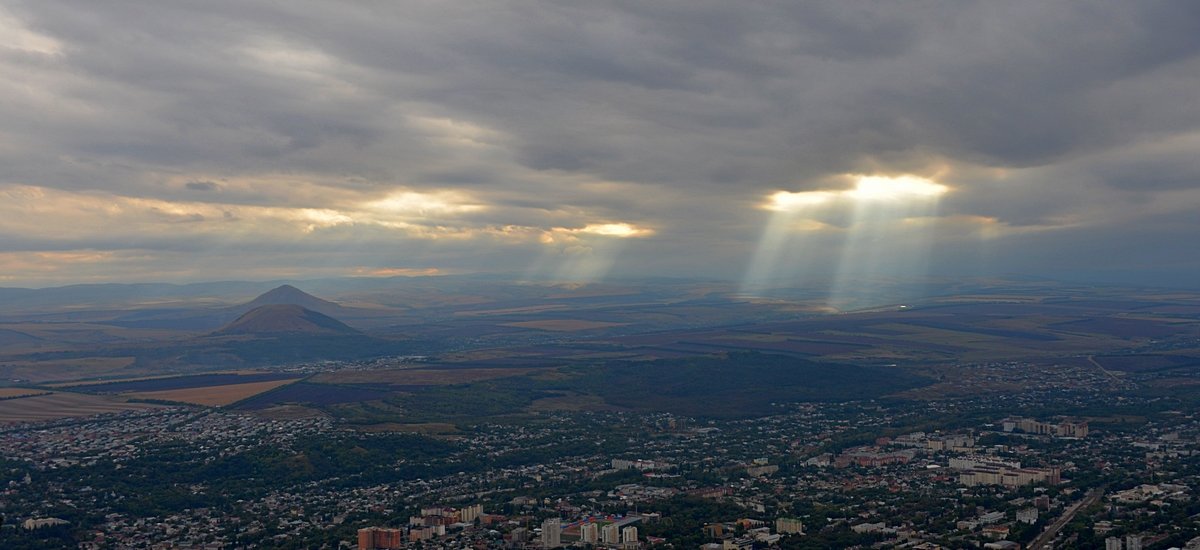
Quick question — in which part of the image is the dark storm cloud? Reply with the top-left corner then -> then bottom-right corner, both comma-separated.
2,1 -> 1199,284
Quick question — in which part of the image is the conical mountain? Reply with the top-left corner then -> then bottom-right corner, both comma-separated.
235,284 -> 344,316
213,304 -> 361,336
110,285 -> 363,332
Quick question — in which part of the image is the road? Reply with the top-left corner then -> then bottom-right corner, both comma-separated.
1029,487 -> 1104,550
1086,355 -> 1125,387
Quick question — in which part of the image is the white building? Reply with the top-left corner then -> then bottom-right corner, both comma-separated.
775,517 -> 804,534
621,525 -> 638,548
602,523 -> 620,544
22,518 -> 68,530
541,518 -> 561,548
460,504 -> 483,523
580,522 -> 598,544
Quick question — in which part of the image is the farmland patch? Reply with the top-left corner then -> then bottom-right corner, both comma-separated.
69,372 -> 300,393
126,378 -> 302,407
0,392 -> 164,424
234,382 -> 396,409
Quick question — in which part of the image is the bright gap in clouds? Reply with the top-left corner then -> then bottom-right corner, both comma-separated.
766,190 -> 836,211
847,175 -> 948,200
578,223 -> 648,238
524,223 -> 653,283
742,175 -> 950,307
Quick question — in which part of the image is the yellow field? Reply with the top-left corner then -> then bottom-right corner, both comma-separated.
46,370 -> 271,388
0,388 -> 49,398
503,319 -> 627,331
312,368 -> 537,385
126,378 -> 301,407
0,392 -> 164,424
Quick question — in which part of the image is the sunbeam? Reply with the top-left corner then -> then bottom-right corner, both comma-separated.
830,175 -> 948,309
741,175 -> 949,307
741,193 -> 834,295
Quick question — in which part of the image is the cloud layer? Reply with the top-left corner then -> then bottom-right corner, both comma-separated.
2,1 -> 1199,287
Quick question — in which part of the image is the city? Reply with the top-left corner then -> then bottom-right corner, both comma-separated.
3,377 -> 1198,549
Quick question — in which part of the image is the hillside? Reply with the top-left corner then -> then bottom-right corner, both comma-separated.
214,305 -> 360,336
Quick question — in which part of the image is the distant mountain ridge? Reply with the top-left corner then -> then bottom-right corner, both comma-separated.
214,304 -> 361,336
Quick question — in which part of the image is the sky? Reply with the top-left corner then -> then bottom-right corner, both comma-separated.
2,1 -> 1200,291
